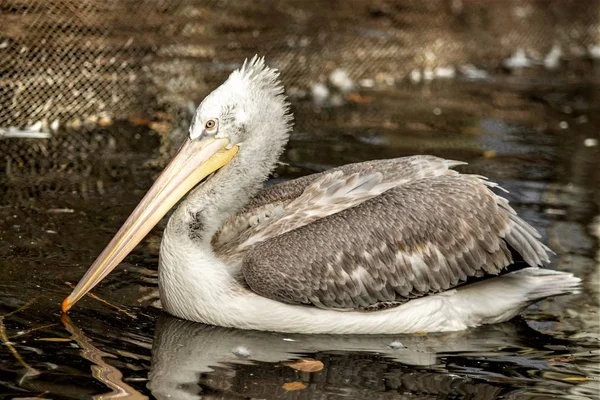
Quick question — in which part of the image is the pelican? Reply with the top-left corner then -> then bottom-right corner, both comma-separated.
62,56 -> 580,334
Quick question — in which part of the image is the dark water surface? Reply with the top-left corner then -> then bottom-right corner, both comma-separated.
0,77 -> 599,399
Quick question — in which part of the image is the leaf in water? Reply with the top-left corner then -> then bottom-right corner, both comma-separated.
413,331 -> 428,336
129,115 -> 152,126
282,382 -> 307,391
36,338 -> 72,342
562,376 -> 591,382
346,93 -> 373,103
283,359 -> 324,373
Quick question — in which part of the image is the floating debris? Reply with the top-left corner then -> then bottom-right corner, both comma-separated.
561,376 -> 592,382
545,208 -> 567,216
98,115 -> 113,127
503,48 -> 532,70
346,93 -> 373,103
286,87 -> 307,99
47,208 -> 74,214
64,281 -> 137,319
544,45 -> 562,70
0,125 -> 51,139
311,70 -> 357,107
129,115 -> 152,126
359,78 -> 375,88
559,121 -> 569,129
483,150 -> 497,158
584,138 -> 598,147
434,66 -> 456,79
329,68 -> 354,93
459,64 -> 489,80
409,69 -> 422,83
232,345 -> 251,358
423,67 -> 434,81
388,341 -> 405,349
282,381 -> 307,391
409,66 -> 457,83
0,297 -> 41,378
310,82 -> 329,105
283,358 -> 324,372
588,44 -> 600,59
44,362 -> 59,370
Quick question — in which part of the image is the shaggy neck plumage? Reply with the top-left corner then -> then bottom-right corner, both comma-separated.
163,56 -> 292,250
165,126 -> 289,246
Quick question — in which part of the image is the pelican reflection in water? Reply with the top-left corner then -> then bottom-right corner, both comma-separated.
147,315 -> 559,400
62,56 -> 580,334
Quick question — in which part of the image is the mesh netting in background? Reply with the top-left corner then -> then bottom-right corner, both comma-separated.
1,0 -> 599,130
1,0 -> 599,209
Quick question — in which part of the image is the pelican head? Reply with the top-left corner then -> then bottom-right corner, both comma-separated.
62,56 -> 292,312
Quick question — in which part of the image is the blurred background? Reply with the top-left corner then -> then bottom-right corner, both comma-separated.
1,0 -> 600,128
0,1 -> 599,399
1,0 -> 600,204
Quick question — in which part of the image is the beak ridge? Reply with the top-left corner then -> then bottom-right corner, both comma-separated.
62,137 -> 238,312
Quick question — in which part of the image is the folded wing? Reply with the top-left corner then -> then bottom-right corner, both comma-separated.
213,156 -> 465,257
234,159 -> 550,310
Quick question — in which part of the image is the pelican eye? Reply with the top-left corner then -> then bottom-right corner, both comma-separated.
201,119 -> 219,137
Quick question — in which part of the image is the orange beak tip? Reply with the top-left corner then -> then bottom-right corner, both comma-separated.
61,298 -> 72,313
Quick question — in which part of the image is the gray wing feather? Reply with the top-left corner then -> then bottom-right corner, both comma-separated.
241,172 -> 551,310
241,156 -> 464,212
214,156 -> 464,255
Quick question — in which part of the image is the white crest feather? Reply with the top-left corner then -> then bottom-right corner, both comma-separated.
229,55 -> 286,97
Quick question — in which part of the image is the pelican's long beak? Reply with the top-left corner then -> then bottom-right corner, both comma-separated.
62,137 -> 238,313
